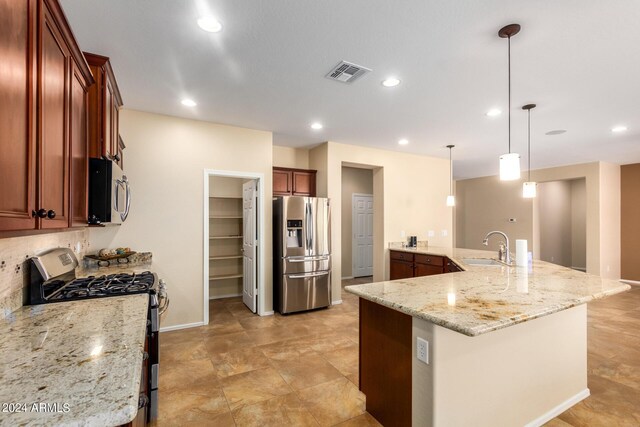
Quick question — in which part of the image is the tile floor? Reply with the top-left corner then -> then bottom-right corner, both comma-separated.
157,279 -> 640,426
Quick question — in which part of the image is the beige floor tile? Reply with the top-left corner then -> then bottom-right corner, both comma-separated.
220,366 -> 292,410
226,301 -> 257,318
334,412 -> 382,426
155,410 -> 235,427
159,357 -> 220,390
200,318 -> 245,336
271,352 -> 343,391
543,418 -> 574,427
158,385 -> 230,424
161,328 -> 205,346
322,342 -> 359,377
238,315 -> 281,330
204,331 -> 256,355
298,377 -> 366,426
244,323 -> 317,346
258,337 -> 316,361
231,392 -> 319,427
160,340 -> 209,364
211,346 -> 272,378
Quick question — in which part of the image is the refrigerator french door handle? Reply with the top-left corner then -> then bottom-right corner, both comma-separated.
309,201 -> 314,250
287,256 -> 329,262
305,202 -> 312,250
288,271 -> 330,279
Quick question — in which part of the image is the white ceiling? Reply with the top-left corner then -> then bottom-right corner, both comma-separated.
60,0 -> 640,179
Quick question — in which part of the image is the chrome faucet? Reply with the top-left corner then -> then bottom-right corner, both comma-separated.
482,231 -> 512,265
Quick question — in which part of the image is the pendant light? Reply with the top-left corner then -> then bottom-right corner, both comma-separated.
498,24 -> 521,181
446,145 -> 455,207
522,103 -> 537,198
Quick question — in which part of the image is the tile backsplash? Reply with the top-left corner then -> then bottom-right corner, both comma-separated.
0,229 -> 90,320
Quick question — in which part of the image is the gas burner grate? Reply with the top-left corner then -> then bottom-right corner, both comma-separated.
46,271 -> 156,301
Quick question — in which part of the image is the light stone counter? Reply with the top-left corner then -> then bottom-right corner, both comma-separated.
0,295 -> 148,426
345,246 -> 630,336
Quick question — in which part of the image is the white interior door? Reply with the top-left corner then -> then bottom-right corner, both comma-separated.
242,180 -> 258,312
353,194 -> 373,277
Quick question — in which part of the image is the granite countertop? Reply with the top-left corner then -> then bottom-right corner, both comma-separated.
75,263 -> 155,279
345,246 -> 630,337
0,295 -> 149,426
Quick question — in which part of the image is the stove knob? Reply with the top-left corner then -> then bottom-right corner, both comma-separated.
159,279 -> 167,290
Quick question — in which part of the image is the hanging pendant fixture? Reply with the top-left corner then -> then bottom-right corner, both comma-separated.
446,145 -> 455,207
498,24 -> 521,181
522,103 -> 537,198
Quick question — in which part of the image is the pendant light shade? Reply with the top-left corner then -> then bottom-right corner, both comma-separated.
522,181 -> 537,198
446,145 -> 455,207
499,153 -> 521,180
498,24 -> 521,181
522,103 -> 537,198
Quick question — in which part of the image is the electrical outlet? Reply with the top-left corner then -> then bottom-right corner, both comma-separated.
441,229 -> 448,237
400,230 -> 406,238
416,337 -> 429,364
428,230 -> 435,237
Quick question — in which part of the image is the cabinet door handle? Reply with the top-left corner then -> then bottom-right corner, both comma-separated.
33,209 -> 47,218
47,210 -> 56,219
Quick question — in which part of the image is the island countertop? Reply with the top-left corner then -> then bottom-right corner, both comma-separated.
345,246 -> 630,336
0,294 -> 148,426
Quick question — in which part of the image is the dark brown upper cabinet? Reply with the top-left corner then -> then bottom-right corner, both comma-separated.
84,52 -> 123,162
0,0 -> 93,233
273,167 -> 317,197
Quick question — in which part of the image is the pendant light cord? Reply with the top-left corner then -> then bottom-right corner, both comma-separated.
508,36 -> 511,154
527,109 -> 531,182
449,147 -> 453,194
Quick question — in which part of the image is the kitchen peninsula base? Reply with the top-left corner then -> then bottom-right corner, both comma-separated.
360,298 -> 588,427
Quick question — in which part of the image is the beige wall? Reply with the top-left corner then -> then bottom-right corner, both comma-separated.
341,167 -> 374,278
455,175 -> 533,251
89,109 -> 273,329
538,181 -> 572,267
455,161 -> 621,279
621,163 -> 640,281
311,142 -> 452,301
272,145 -> 310,169
571,179 -> 587,270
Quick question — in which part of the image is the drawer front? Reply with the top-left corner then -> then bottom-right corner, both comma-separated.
390,250 -> 414,262
282,271 -> 331,313
415,254 -> 444,267
283,256 -> 331,274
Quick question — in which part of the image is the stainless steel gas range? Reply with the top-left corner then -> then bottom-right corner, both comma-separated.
27,248 -> 168,424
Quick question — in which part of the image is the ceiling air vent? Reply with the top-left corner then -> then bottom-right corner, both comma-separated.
325,61 -> 371,84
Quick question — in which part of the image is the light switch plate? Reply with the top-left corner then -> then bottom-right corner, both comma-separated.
441,229 -> 448,237
428,230 -> 435,237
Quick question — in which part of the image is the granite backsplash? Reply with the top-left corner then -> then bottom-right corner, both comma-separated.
0,229 -> 90,320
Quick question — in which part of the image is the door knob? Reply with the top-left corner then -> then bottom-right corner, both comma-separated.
47,210 -> 56,219
32,209 -> 47,218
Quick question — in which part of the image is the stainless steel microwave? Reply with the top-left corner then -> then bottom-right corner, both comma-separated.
88,158 -> 131,224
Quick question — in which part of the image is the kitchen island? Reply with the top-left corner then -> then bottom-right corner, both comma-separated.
0,295 -> 148,426
345,247 -> 630,427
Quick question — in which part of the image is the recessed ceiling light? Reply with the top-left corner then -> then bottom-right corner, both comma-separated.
545,130 -> 567,135
398,139 -> 409,145
310,122 -> 323,130
611,125 -> 628,133
181,99 -> 197,107
382,77 -> 401,87
197,16 -> 223,33
486,108 -> 502,117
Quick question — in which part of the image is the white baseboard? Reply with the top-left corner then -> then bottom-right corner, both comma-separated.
332,300 -> 343,305
524,388 -> 590,427
209,293 -> 242,300
341,276 -> 354,280
622,279 -> 640,286
160,321 -> 204,333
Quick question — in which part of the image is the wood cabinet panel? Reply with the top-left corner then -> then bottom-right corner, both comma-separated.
415,263 -> 444,276
70,61 -> 88,227
0,0 -> 36,231
38,5 -> 70,229
360,298 -> 412,427
390,250 -> 414,262
273,167 -> 316,196
390,259 -> 414,280
415,253 -> 444,267
292,171 -> 315,196
85,52 -> 122,161
273,169 -> 291,195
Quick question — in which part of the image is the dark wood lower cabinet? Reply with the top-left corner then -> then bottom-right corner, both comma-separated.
415,263 -> 443,276
390,259 -> 415,280
390,250 -> 463,280
360,298 -> 412,427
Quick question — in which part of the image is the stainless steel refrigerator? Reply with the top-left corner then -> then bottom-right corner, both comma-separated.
273,196 -> 331,314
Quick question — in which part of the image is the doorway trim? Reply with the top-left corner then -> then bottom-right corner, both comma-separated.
352,193 -> 374,278
203,169 -> 267,326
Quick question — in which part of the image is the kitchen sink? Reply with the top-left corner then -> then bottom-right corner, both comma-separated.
461,258 -> 504,267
